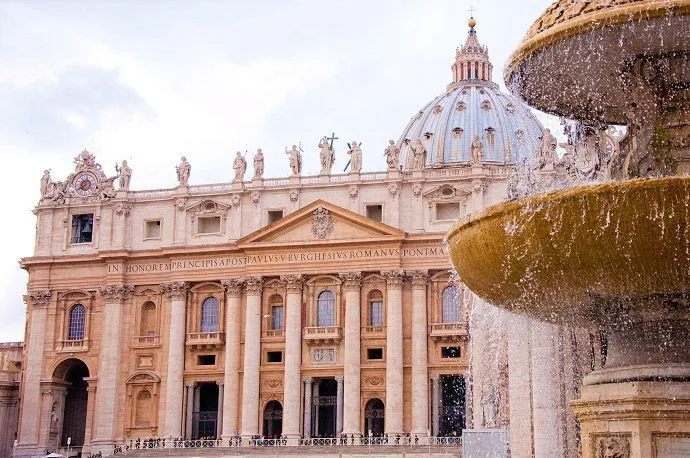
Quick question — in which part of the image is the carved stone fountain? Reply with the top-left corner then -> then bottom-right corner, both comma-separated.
448,1 -> 690,456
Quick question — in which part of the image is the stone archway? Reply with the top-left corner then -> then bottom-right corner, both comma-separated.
364,398 -> 384,437
52,358 -> 89,447
262,401 -> 283,438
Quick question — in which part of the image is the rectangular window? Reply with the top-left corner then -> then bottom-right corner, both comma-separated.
267,210 -> 284,225
366,204 -> 383,222
198,216 -> 221,234
369,300 -> 384,327
144,219 -> 161,239
271,305 -> 284,330
197,354 -> 216,365
267,351 -> 283,363
441,347 -> 461,358
436,203 -> 460,221
71,214 -> 94,243
367,348 -> 383,360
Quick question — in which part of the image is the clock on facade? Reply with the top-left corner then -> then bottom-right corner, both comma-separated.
73,173 -> 97,197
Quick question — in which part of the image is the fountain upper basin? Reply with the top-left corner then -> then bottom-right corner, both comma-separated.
447,176 -> 690,326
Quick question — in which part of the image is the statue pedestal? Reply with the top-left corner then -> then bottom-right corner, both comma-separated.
232,181 -> 244,191
174,185 -> 188,195
251,177 -> 263,187
571,379 -> 690,457
116,190 -> 129,199
318,174 -> 330,184
348,172 -> 360,181
388,170 -> 401,180
289,175 -> 300,185
411,170 -> 423,179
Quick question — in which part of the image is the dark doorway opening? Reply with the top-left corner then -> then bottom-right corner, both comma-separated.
311,378 -> 337,437
364,398 -> 384,437
262,400 -> 283,438
193,382 -> 219,439
57,359 -> 89,447
439,375 -> 466,437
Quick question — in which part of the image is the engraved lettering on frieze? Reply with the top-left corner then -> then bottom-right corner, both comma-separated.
312,347 -> 336,364
311,206 -> 333,239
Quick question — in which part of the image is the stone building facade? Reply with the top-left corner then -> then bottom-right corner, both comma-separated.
0,342 -> 21,458
15,20 -> 595,457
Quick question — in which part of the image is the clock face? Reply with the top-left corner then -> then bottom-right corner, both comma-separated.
74,173 -> 97,196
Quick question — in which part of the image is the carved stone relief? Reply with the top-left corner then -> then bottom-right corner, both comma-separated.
311,206 -> 333,239
312,347 -> 336,364
596,434 -> 631,458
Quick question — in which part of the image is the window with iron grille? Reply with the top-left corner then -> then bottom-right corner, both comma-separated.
200,297 -> 219,332
68,304 -> 86,340
441,286 -> 460,323
71,214 -> 94,244
317,290 -> 335,327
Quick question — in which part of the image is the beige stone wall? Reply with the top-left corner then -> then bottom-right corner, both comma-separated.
0,342 -> 22,458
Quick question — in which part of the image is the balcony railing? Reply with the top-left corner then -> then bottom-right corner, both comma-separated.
262,329 -> 285,340
362,325 -> 386,335
303,326 -> 342,345
186,332 -> 225,349
132,335 -> 160,347
429,322 -> 468,342
58,339 -> 88,352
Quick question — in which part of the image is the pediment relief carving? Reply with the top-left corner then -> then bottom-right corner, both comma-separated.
190,281 -> 224,293
126,371 -> 161,384
135,287 -> 159,297
423,184 -> 471,201
57,290 -> 94,301
186,199 -> 230,215
363,273 -> 386,288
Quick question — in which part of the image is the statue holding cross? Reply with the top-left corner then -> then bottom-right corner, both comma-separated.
319,132 -> 337,175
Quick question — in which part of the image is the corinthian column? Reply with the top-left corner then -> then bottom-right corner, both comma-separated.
93,284 -> 134,447
17,291 -> 50,452
281,274 -> 304,442
241,276 -> 263,439
407,270 -> 429,436
221,279 -> 243,439
160,281 -> 189,437
381,269 -> 404,435
339,271 -> 362,436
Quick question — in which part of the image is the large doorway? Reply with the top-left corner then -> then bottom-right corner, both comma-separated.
262,401 -> 283,438
193,383 -> 219,439
311,378 -> 337,437
54,359 -> 89,447
364,398 -> 384,437
439,375 -> 466,437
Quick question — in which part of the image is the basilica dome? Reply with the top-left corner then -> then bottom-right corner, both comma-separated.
398,19 -> 545,168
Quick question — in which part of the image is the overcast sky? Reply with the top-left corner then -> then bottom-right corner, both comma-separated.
0,0 -> 557,341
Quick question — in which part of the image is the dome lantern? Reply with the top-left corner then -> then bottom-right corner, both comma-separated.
450,17 -> 493,88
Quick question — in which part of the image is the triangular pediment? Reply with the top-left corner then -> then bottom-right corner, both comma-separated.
237,200 -> 406,246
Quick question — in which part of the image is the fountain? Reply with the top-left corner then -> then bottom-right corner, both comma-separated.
448,1 -> 690,456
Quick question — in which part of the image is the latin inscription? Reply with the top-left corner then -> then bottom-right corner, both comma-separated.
107,246 -> 448,274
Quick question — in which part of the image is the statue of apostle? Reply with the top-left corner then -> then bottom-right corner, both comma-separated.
285,145 -> 302,175
253,149 -> 264,178
347,140 -> 363,173
471,135 -> 484,165
116,160 -> 132,190
384,140 -> 400,171
233,152 -> 247,182
176,156 -> 191,186
411,138 -> 427,170
40,169 -> 52,198
319,137 -> 335,175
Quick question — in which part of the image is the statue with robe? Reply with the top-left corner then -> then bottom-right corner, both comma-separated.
285,145 -> 302,175
253,149 -> 264,178
176,156 -> 191,186
471,135 -> 484,165
384,140 -> 400,171
319,137 -> 335,174
233,152 -> 247,182
40,170 -> 52,198
411,138 -> 427,170
347,140 -> 363,173
117,160 -> 132,190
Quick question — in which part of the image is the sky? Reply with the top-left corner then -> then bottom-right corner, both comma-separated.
0,0 -> 558,341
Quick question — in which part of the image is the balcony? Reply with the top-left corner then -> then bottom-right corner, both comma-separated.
262,329 -> 285,341
429,323 -> 468,343
303,326 -> 342,346
132,335 -> 160,348
58,339 -> 88,352
186,332 -> 225,349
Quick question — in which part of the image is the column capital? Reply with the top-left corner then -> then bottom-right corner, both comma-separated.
381,269 -> 405,289
406,270 -> 429,289
430,374 -> 439,382
216,381 -> 224,387
335,375 -> 344,383
185,382 -> 196,389
245,276 -> 264,295
339,272 -> 362,291
23,290 -> 51,308
160,281 -> 189,300
99,284 -> 135,302
221,278 -> 244,297
303,377 -> 313,384
280,274 -> 304,294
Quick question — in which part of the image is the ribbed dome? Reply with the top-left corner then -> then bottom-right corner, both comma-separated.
398,19 -> 545,168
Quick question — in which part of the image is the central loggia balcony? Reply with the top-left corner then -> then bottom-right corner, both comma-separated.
429,322 -> 468,343
262,329 -> 285,342
361,325 -> 386,337
303,326 -> 342,346
57,339 -> 88,352
186,331 -> 225,349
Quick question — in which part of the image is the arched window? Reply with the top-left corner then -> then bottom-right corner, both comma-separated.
140,301 -> 157,336
269,294 -> 284,330
441,286 -> 460,323
200,297 -> 219,332
317,290 -> 335,327
68,304 -> 85,340
135,390 -> 152,427
368,290 -> 384,327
